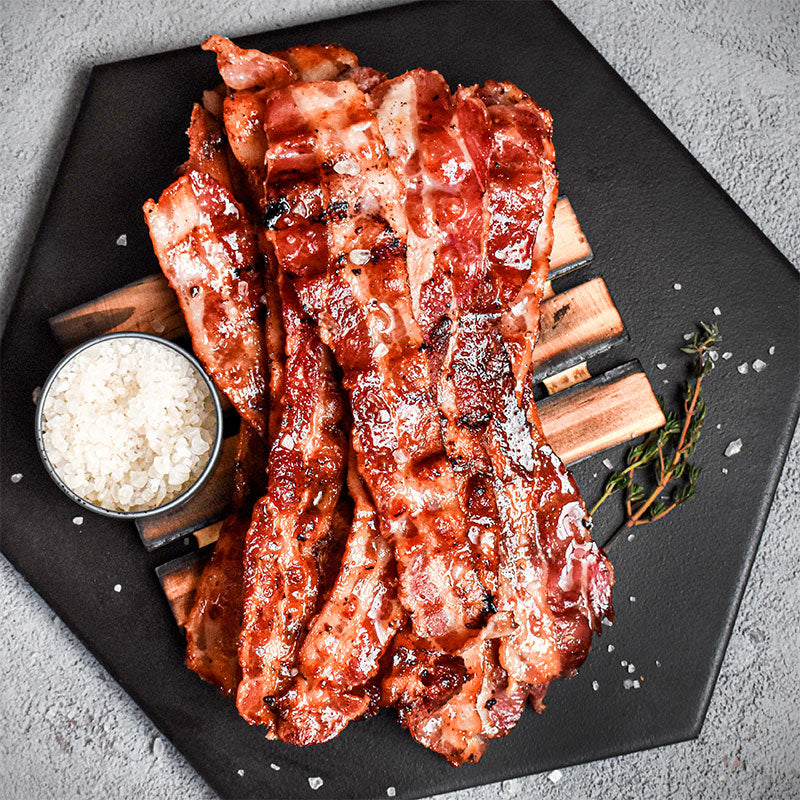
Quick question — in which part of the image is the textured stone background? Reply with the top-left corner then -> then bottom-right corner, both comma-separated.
1,1 -> 798,798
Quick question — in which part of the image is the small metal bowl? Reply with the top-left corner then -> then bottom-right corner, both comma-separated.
35,331 -> 223,520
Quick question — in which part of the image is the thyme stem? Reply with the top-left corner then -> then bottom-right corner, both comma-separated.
594,323 -> 720,549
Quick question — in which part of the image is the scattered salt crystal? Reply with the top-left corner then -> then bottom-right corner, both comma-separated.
673,283 -> 682,290
116,234 -> 127,246
592,472 -> 597,478
602,458 -> 613,470
724,439 -> 742,458
630,596 -> 636,602
722,467 -> 728,474
722,352 -> 732,360
113,584 -> 122,593
716,423 -> 722,429
592,680 -> 599,691
628,664 -> 636,674
349,249 -> 371,265
769,346 -> 775,356
270,763 -> 280,771
602,618 -> 613,627
237,769 -> 244,777
10,473 -> 23,483
308,776 -> 324,791
663,379 -> 669,384
655,660 -> 661,667
72,516 -> 83,526
708,350 -> 719,362
621,660 -> 628,667
737,363 -> 748,374
32,386 -> 42,404
333,159 -> 360,175
713,306 -> 721,316
608,644 -> 615,653
633,680 -> 641,689
547,769 -> 563,784
656,363 -> 666,370
152,737 -> 165,758
623,679 -> 634,690
387,788 -> 396,798
683,333 -> 693,341
752,359 -> 767,373
627,533 -> 635,542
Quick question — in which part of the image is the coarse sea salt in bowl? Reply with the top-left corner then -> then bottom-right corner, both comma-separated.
35,332 -> 223,519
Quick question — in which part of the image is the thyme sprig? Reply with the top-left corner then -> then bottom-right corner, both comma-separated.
594,322 -> 721,549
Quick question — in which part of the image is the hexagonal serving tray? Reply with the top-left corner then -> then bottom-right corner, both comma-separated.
1,3 -> 798,799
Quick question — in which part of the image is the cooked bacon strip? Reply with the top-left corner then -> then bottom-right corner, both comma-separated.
236,272 -> 346,728
143,168 -> 268,438
270,450 -> 406,745
220,40 -> 385,211
371,71 -> 612,763
202,35 -> 295,91
262,79 -> 490,647
470,81 -> 559,395
371,71 -> 515,763
184,423 -> 268,697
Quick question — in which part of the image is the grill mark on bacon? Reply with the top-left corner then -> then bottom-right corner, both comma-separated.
262,79 -> 490,648
270,450 -> 406,745
236,272 -> 346,729
184,423 -> 268,697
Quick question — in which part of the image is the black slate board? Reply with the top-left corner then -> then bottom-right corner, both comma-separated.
1,3 -> 798,799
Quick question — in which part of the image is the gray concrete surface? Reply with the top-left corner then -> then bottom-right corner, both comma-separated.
1,1 -> 798,798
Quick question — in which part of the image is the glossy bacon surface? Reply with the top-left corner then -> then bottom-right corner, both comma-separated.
144,167 -> 268,438
270,451 -> 406,745
262,79 -> 491,648
236,272 -> 346,729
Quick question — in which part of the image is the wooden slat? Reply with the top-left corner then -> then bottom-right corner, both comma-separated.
542,361 -> 591,395
532,277 -> 627,381
49,275 -> 185,350
156,550 -> 211,629
549,197 -> 592,276
539,363 -> 666,464
136,434 -> 239,550
48,197 -> 591,351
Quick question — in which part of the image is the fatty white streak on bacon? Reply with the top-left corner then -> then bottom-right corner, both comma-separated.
262,79 -> 491,648
236,272 -> 346,730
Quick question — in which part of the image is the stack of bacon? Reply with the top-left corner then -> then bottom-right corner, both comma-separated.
143,36 -> 614,766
